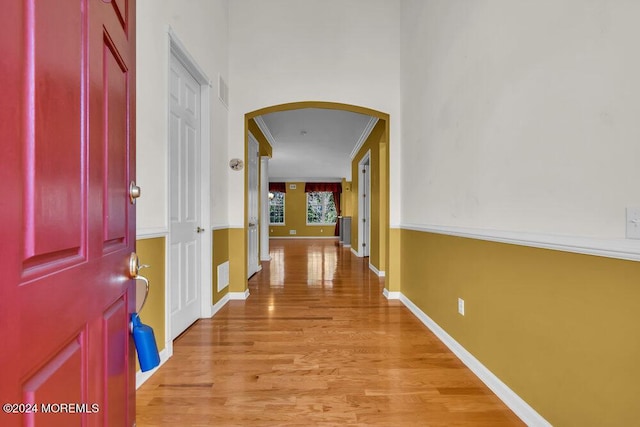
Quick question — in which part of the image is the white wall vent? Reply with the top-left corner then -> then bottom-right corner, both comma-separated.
218,74 -> 229,108
217,261 -> 229,291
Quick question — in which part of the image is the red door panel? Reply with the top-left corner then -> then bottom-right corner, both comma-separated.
0,1 -> 137,426
103,298 -> 128,426
25,0 -> 84,272
23,336 -> 84,426
104,37 -> 129,250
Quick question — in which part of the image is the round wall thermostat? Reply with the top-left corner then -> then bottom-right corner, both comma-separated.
229,158 -> 244,171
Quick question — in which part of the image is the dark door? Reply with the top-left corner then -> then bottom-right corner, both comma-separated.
0,0 -> 137,425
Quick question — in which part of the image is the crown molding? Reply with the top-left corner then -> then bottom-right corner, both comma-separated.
350,116 -> 379,160
254,116 -> 277,147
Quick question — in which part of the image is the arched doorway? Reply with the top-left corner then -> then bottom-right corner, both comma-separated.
237,102 -> 391,291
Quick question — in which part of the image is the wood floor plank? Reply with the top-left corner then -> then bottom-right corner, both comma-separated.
136,239 -> 524,426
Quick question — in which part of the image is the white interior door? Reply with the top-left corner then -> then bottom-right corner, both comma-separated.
359,159 -> 370,257
169,54 -> 202,339
247,134 -> 260,277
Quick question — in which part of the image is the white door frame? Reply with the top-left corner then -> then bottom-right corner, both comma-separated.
259,156 -> 271,261
166,29 -> 213,348
357,151 -> 371,258
247,133 -> 261,277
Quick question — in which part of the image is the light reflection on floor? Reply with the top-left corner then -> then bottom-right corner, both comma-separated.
267,241 -> 338,288
269,247 -> 285,287
306,244 -> 337,287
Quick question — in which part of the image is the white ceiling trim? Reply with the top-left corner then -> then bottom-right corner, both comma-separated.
350,117 -> 379,160
254,116 -> 277,147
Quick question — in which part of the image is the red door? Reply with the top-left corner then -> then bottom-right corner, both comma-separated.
0,0 -> 136,426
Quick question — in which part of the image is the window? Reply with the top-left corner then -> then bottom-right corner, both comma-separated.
269,192 -> 285,224
307,192 -> 337,225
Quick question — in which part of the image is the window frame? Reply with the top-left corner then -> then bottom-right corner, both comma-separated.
306,191 -> 337,226
269,191 -> 286,225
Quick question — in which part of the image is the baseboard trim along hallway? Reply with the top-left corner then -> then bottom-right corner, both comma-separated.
396,292 -> 551,427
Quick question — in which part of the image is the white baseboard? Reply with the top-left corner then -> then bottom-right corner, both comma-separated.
382,288 -> 401,299
369,263 -> 385,277
211,293 -> 230,316
350,248 -> 361,257
135,347 -> 171,389
229,290 -> 250,300
398,293 -> 551,427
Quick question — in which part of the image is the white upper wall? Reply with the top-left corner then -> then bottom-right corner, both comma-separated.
136,0 -> 229,233
401,0 -> 640,238
228,0 -> 401,227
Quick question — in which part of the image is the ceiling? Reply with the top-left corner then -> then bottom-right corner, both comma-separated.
255,108 -> 377,182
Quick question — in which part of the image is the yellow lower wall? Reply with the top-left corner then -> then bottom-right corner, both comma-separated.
135,237 -> 166,354
386,227 -> 401,292
212,228 -> 230,304
269,182 -> 340,238
229,227 -> 247,293
400,229 -> 640,426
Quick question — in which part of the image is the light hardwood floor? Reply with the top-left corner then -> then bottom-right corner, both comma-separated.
136,239 -> 524,426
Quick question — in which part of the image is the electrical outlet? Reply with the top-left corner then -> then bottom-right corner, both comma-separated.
626,207 -> 640,239
289,230 -> 296,235
458,298 -> 465,316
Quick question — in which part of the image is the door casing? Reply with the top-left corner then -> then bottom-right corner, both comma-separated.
358,151 -> 371,258
165,29 -> 213,345
247,133 -> 261,278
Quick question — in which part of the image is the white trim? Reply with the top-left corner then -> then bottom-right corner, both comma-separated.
167,28 -> 214,331
229,290 -> 250,300
398,293 -> 552,427
350,247 -> 361,257
210,293 -> 230,317
401,223 -> 640,263
260,157 -> 271,261
254,116 -> 277,147
136,229 -> 169,239
135,347 -> 172,389
269,236 -> 339,240
168,27 -> 212,86
211,224 -> 230,231
358,152 -> 371,258
369,263 -> 385,277
350,117 -> 379,159
382,288 -> 401,299
199,82 -> 213,319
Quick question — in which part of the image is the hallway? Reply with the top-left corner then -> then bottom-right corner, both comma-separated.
136,239 -> 523,426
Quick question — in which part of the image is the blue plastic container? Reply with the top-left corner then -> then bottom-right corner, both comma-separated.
131,313 -> 160,372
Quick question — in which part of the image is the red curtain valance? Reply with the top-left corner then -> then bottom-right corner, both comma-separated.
269,182 -> 287,193
304,182 -> 342,193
